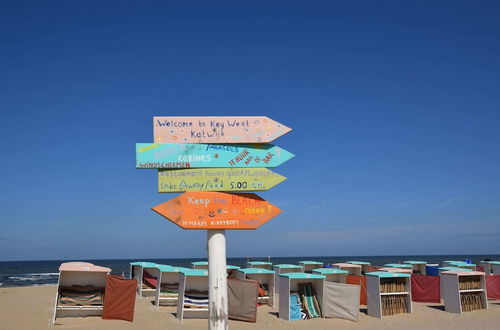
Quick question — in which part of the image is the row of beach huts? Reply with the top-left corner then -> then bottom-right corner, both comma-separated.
51,259 -> 500,324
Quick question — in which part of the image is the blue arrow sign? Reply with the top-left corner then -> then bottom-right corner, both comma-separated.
136,143 -> 294,169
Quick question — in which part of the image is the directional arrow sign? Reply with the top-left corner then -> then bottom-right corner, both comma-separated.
152,192 -> 282,229
153,116 -> 291,144
136,143 -> 294,169
158,168 -> 286,192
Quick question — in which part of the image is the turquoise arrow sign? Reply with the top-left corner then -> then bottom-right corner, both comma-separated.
136,143 -> 294,169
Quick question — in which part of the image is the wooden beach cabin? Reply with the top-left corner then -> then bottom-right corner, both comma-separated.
273,264 -> 303,293
366,271 -> 412,319
52,262 -> 111,325
491,261 -> 500,275
332,263 -> 362,276
479,261 -> 495,274
299,261 -> 323,273
247,261 -> 273,270
403,261 -> 427,275
129,262 -> 160,298
191,261 -> 208,269
346,261 -> 371,274
177,269 -> 209,321
279,272 -> 360,322
154,265 -> 188,308
438,267 -> 473,298
237,268 -> 275,308
441,270 -> 488,314
313,268 -> 348,283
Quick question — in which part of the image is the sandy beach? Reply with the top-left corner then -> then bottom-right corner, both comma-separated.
1,285 -> 499,330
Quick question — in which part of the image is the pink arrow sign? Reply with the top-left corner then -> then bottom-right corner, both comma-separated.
153,116 -> 291,144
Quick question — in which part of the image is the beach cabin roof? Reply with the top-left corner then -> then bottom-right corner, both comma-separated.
384,263 -> 412,269
191,261 -> 208,266
279,272 -> 325,280
156,265 -> 187,272
441,270 -> 485,276
312,268 -> 348,275
247,261 -> 272,266
273,264 -> 303,269
438,267 -> 473,272
378,267 -> 412,273
238,268 -> 274,275
226,265 -> 241,270
333,263 -> 362,268
298,261 -> 323,265
447,261 -> 476,267
59,262 -> 111,273
366,271 -> 411,278
403,261 -> 426,265
480,260 -> 500,264
346,261 -> 370,265
180,269 -> 209,277
129,261 -> 158,267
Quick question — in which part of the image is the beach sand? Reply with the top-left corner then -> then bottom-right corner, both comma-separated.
1,285 -> 499,329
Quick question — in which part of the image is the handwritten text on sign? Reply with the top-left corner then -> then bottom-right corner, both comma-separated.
152,192 -> 282,229
136,143 -> 294,169
158,168 -> 286,192
153,116 -> 291,144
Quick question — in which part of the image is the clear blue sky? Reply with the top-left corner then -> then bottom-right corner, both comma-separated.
1,1 -> 499,261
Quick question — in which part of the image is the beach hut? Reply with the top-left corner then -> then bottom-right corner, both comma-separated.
226,265 -> 241,278
237,268 -> 275,307
129,262 -> 160,298
52,262 -> 111,325
191,261 -> 208,269
441,270 -> 488,314
299,261 -> 323,273
403,261 -> 427,275
313,268 -> 348,283
278,273 -> 325,321
279,272 -> 360,322
346,261 -> 370,274
154,265 -> 188,308
176,269 -> 209,321
366,271 -> 412,318
446,261 -> 476,271
438,267 -> 473,298
378,267 -> 412,274
491,261 -> 500,275
332,263 -> 362,276
442,260 -> 460,267
247,261 -> 273,270
273,264 -> 303,293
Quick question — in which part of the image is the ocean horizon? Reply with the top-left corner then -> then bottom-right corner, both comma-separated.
1,254 -> 499,288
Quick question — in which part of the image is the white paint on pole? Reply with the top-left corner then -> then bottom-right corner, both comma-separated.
208,230 -> 228,330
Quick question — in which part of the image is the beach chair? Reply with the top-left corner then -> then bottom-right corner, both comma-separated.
52,262 -> 111,325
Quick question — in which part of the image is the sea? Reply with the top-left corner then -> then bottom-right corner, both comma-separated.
1,255 -> 499,288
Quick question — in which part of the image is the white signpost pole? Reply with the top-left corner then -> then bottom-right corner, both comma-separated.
207,229 -> 228,330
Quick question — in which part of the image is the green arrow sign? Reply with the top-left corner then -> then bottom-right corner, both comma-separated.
158,168 -> 286,192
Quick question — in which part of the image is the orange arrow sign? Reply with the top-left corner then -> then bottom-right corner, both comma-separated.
152,192 -> 282,230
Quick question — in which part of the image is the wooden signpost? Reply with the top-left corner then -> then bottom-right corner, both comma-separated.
152,192 -> 283,229
136,116 -> 292,330
153,116 -> 291,143
158,168 -> 286,192
136,143 -> 294,168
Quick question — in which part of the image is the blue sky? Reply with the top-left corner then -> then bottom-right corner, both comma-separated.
1,1 -> 499,261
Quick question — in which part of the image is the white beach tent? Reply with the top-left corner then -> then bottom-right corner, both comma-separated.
154,265 -> 188,308
298,261 -> 323,273
332,263 -> 362,276
237,268 -> 275,308
52,262 -> 111,325
273,264 -> 303,293
129,261 -> 160,298
177,268 -> 209,321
